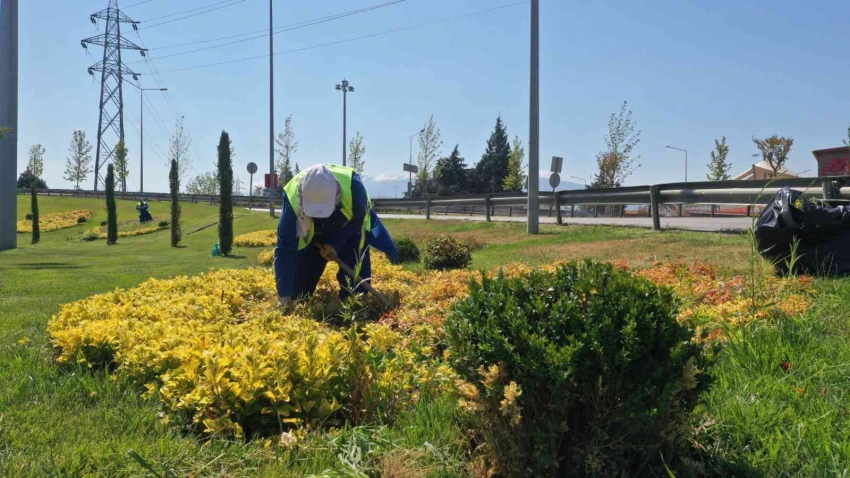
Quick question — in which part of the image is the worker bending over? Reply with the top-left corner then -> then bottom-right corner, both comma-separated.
274,164 -> 398,312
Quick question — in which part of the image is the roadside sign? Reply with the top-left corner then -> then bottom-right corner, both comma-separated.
247,162 -> 258,174
549,172 -> 561,190
403,163 -> 419,174
265,173 -> 279,188
550,156 -> 563,174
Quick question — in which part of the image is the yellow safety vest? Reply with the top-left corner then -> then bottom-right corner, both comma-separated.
283,164 -> 371,251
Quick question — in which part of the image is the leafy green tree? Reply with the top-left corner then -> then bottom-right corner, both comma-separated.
752,135 -> 794,176
294,163 -> 300,174
843,126 -> 849,146
502,136 -> 526,192
170,159 -> 182,247
475,115 -> 511,193
591,101 -> 641,188
434,145 -> 467,196
63,131 -> 93,190
17,170 -> 47,189
105,164 -> 118,245
706,136 -> 732,181
30,184 -> 40,245
218,131 -> 234,256
348,131 -> 366,173
275,115 -> 297,186
113,139 -> 130,193
186,172 -> 220,195
27,144 -> 45,179
168,118 -> 193,185
416,116 -> 442,196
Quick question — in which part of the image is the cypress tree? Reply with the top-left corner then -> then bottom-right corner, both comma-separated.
30,184 -> 40,245
106,164 -> 118,245
170,159 -> 182,247
475,115 -> 511,193
217,131 -> 234,256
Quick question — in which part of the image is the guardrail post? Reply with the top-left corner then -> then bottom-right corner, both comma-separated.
485,196 -> 492,222
822,180 -> 837,200
678,204 -> 683,217
508,207 -> 512,217
650,186 -> 661,231
570,205 -> 575,218
746,205 -> 752,217
555,192 -> 563,225
619,204 -> 625,217
426,198 -> 432,220
445,206 -> 449,215
710,204 -> 716,217
594,205 -> 599,218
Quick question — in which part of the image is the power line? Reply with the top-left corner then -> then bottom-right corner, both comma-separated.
140,0 -> 250,30
122,0 -> 155,9
156,1 -> 528,74
130,0 -> 404,64
146,0 -> 404,52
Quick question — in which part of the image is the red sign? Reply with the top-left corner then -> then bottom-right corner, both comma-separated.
814,147 -> 850,177
264,173 -> 279,188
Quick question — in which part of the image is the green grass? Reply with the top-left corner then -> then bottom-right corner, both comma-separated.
1,196 -> 849,476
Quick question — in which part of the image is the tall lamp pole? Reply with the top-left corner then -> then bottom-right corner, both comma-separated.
666,145 -> 688,182
527,0 -> 540,234
0,0 -> 18,250
136,86 -> 167,194
269,0 -> 275,217
336,79 -> 354,166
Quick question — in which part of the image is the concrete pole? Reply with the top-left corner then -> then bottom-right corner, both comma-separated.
527,0 -> 540,234
268,0 -> 275,217
342,88 -> 347,167
140,90 -> 144,193
0,0 -> 18,250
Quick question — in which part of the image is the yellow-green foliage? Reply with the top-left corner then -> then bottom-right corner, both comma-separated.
234,230 -> 276,247
48,255 -> 455,438
258,249 -> 274,266
17,209 -> 92,233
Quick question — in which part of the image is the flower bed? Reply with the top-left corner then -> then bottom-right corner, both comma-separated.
234,230 -> 276,247
86,220 -> 168,240
47,254 -> 814,441
17,210 -> 92,233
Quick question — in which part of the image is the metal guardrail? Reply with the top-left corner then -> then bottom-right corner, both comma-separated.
18,176 -> 849,231
370,177 -> 850,230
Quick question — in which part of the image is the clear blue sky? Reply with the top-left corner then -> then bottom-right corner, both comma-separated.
16,0 -> 850,196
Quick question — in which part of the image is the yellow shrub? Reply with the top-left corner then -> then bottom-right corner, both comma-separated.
234,230 -> 276,247
17,210 -> 92,233
48,254 -> 453,438
258,249 -> 274,266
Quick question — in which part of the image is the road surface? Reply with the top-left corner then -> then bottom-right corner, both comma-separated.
378,213 -> 755,232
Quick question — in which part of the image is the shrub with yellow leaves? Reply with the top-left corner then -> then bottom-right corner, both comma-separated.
234,230 -> 276,247
48,253 -> 454,439
17,209 -> 92,233
258,249 -> 274,266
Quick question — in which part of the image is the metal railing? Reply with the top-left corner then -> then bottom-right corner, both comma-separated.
370,177 -> 850,230
18,176 -> 849,231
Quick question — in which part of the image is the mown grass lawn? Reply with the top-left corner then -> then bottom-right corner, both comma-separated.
1,196 -> 848,476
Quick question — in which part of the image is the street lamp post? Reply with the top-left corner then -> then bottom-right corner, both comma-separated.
408,129 -> 423,198
336,79 -> 354,167
527,0 -> 540,234
570,175 -> 588,187
269,0 -> 275,218
138,87 -> 167,193
666,145 -> 688,182
0,0 -> 18,250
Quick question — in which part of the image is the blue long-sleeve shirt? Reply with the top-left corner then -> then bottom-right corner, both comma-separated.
274,174 -> 368,299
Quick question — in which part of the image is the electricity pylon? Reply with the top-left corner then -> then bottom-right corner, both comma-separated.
82,0 -> 146,190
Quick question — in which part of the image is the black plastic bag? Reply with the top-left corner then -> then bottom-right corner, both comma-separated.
755,187 -> 850,276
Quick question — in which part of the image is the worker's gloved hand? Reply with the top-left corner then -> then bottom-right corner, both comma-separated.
278,296 -> 293,314
319,244 -> 337,262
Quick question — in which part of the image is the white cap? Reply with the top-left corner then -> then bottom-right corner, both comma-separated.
300,165 -> 340,218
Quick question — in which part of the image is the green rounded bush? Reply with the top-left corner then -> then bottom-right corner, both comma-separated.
394,237 -> 420,263
420,235 -> 472,270
445,261 -> 713,477
25,213 -> 33,220
81,233 -> 99,242
100,220 -> 107,227
158,220 -> 170,228
77,216 -> 88,224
